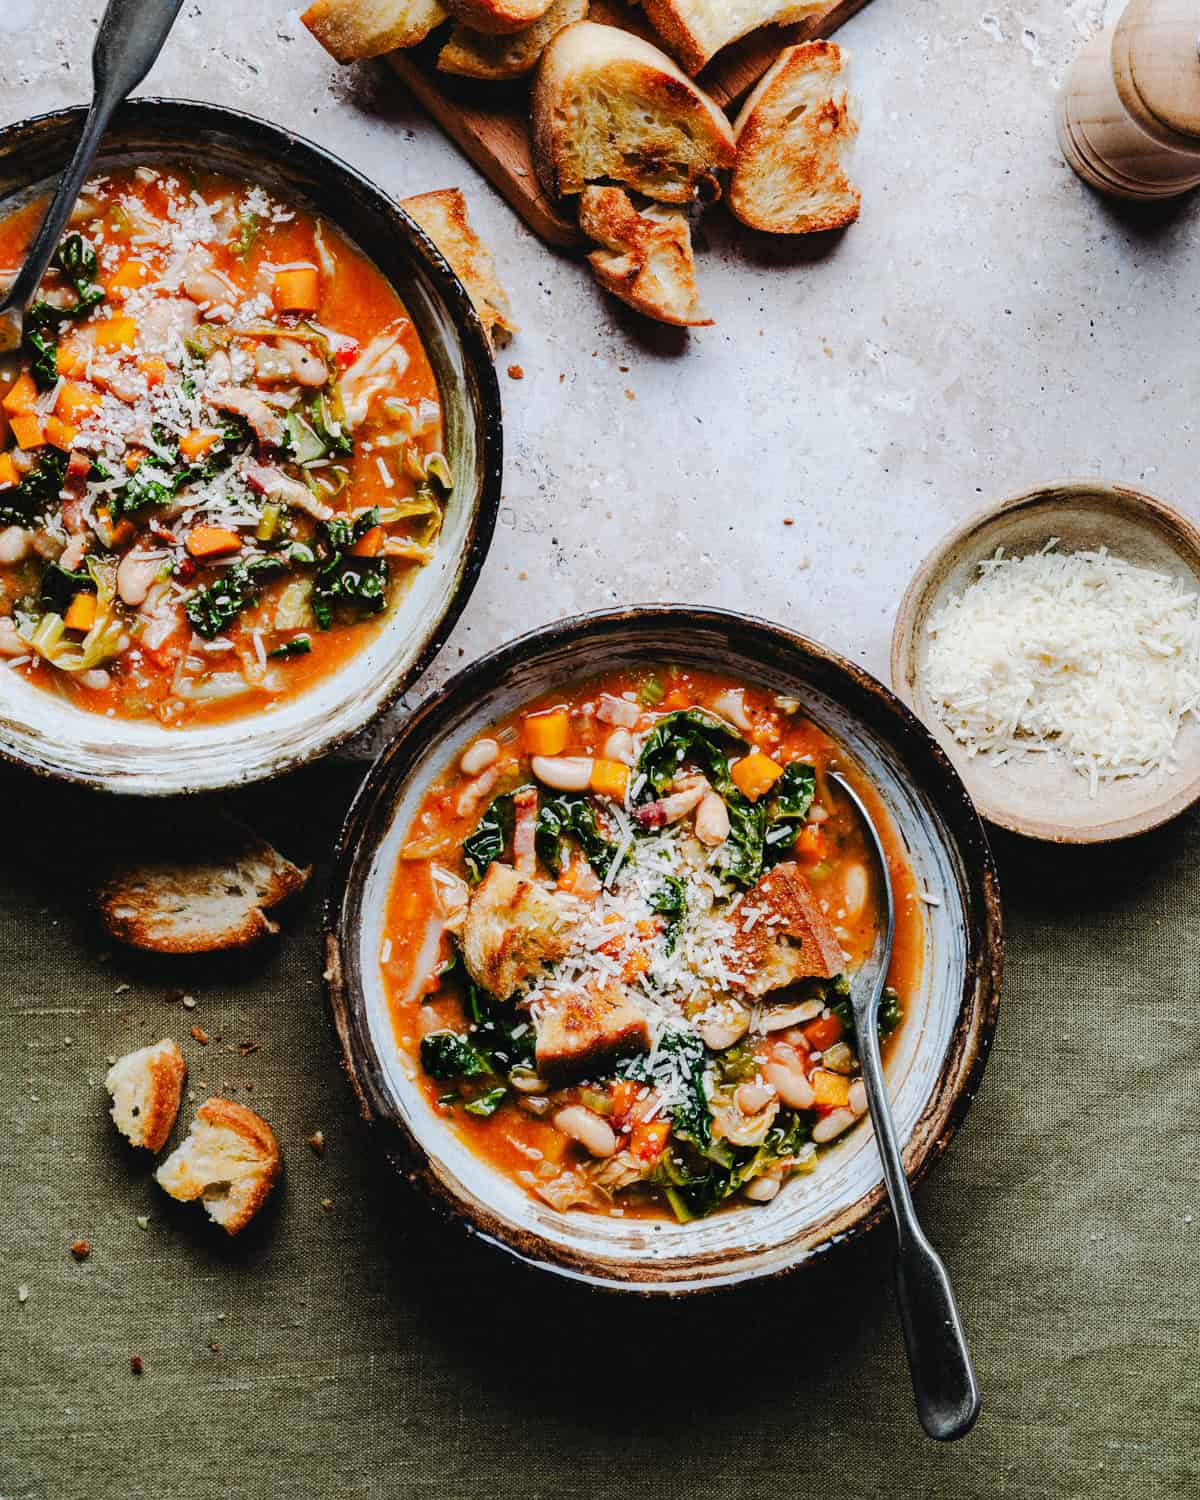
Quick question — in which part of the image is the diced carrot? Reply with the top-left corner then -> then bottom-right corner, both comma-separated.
55,381 -> 102,424
0,452 -> 18,489
662,686 -> 691,710
56,338 -> 89,378
795,825 -> 827,864
811,1069 -> 851,1109
590,758 -> 629,802
630,1119 -> 671,1162
523,709 -> 569,756
802,1014 -> 844,1053
91,315 -> 136,351
107,258 -> 151,296
2,373 -> 38,416
43,416 -> 78,451
186,525 -> 242,559
63,592 -> 97,632
9,413 -> 44,450
271,267 -> 320,313
179,428 -> 222,462
351,525 -> 384,558
609,1080 -> 640,1126
730,750 -> 784,802
95,506 -> 135,549
138,356 -> 166,387
125,449 -> 146,473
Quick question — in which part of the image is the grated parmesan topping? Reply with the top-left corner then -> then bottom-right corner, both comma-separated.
924,542 -> 1200,793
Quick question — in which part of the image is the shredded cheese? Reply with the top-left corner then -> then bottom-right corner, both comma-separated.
923,543 -> 1200,793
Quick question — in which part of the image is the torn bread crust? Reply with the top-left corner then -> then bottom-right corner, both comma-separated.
443,0 -> 555,35
579,186 -> 711,327
105,1039 -> 187,1153
301,0 -> 448,61
641,0 -> 827,76
96,831 -> 309,955
534,983 -> 651,1079
730,41 -> 860,235
461,862 -> 581,1000
438,0 -> 588,80
531,21 -> 736,204
155,1098 -> 281,1236
728,861 -> 845,997
401,188 -> 517,350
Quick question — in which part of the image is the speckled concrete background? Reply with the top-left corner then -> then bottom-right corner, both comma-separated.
2,0 -> 1197,732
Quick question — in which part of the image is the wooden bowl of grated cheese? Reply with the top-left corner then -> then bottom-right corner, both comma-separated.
892,482 -> 1200,842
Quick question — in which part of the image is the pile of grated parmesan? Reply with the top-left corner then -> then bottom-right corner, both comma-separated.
923,542 -> 1200,794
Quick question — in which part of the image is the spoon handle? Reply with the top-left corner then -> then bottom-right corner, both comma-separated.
857,1017 -> 981,1441
1,0 -> 184,315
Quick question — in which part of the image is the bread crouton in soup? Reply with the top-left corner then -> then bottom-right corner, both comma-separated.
535,983 -> 651,1080
730,861 -> 845,997
155,1098 -> 281,1236
105,1039 -> 186,1153
462,862 -> 580,999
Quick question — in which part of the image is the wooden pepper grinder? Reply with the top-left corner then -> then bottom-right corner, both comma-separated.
1058,0 -> 1200,198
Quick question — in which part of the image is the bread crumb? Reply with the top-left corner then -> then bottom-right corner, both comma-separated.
136,1215 -> 150,1231
625,389 -> 635,400
238,1040 -> 260,1056
506,364 -> 524,380
191,1026 -> 209,1045
114,982 -> 130,995
181,995 -> 197,1010
208,1341 -> 220,1352
63,1036 -> 73,1046
106,1054 -> 117,1066
320,1198 -> 333,1212
307,1130 -> 325,1157
130,1354 -> 143,1375
70,1239 -> 90,1261
17,1284 -> 29,1303
322,968 -> 333,982
783,517 -> 794,526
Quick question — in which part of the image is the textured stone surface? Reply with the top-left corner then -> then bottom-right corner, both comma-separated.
4,0 -> 1197,743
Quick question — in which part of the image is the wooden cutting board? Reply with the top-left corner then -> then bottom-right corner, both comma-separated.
386,0 -> 873,247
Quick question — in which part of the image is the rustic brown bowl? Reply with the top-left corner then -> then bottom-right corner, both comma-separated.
325,608 -> 1003,1293
0,100 -> 501,794
891,482 -> 1200,843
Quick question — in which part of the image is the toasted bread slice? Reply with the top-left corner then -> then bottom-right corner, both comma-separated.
535,982 -> 650,1080
461,862 -> 580,999
443,0 -> 554,35
155,1099 -> 281,1236
642,0 -> 826,75
729,861 -> 845,996
401,188 -> 517,350
438,0 -> 587,79
532,21 -> 736,204
96,830 -> 308,955
579,186 -> 711,327
105,1039 -> 186,1153
730,41 -> 860,234
301,0 -> 448,61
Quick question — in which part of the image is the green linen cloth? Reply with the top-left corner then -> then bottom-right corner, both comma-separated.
1,760 -> 1197,1500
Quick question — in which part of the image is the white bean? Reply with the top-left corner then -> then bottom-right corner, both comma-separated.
456,764 -> 498,817
460,737 -> 499,776
763,1056 -> 815,1110
712,687 -> 753,732
553,1105 -> 616,1158
117,550 -> 164,608
761,999 -> 823,1032
603,727 -> 635,764
812,1108 -> 857,1143
843,862 -> 869,918
531,755 -> 593,792
696,1005 -> 749,1051
596,693 -> 639,728
736,1082 -> 776,1116
849,1079 -> 868,1117
0,527 -> 33,564
743,1175 -> 781,1203
694,791 -> 730,846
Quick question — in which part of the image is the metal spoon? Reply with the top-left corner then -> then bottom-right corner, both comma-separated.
0,0 -> 185,353
828,770 -> 980,1442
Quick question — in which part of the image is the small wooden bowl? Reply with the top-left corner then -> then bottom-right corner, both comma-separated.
891,482 -> 1200,843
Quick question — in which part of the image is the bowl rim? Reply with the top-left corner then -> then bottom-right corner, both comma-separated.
890,479 -> 1200,844
0,97 -> 503,795
324,604 -> 1004,1294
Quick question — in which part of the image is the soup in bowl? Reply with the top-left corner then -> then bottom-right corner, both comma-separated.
327,610 -> 1002,1291
0,101 -> 501,791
